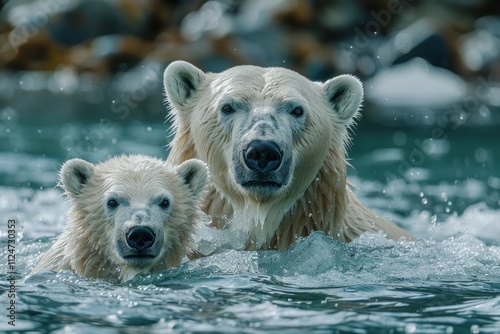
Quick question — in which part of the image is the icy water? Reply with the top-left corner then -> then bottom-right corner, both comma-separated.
1,94 -> 500,333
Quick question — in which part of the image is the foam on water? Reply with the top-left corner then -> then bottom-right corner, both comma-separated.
259,232 -> 500,287
431,203 -> 500,245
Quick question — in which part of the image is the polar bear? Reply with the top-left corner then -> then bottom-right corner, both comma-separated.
163,61 -> 413,251
32,155 -> 209,283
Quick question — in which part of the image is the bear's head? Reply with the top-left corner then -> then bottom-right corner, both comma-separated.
164,61 -> 362,246
60,155 -> 208,280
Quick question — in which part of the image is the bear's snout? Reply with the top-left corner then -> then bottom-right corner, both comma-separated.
244,140 -> 282,172
126,226 -> 155,251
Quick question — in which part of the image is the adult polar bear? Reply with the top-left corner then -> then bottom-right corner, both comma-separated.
164,61 -> 413,250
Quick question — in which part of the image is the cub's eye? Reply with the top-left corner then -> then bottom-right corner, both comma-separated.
221,104 -> 235,114
159,199 -> 170,209
290,106 -> 304,117
107,199 -> 118,208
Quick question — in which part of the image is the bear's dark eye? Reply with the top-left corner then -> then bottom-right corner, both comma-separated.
159,199 -> 170,209
107,199 -> 118,208
221,104 -> 235,114
291,106 -> 304,117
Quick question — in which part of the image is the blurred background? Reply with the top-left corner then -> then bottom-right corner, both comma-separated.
0,0 -> 499,223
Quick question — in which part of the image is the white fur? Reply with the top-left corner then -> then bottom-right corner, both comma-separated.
33,155 -> 209,282
322,75 -> 363,125
164,62 -> 413,251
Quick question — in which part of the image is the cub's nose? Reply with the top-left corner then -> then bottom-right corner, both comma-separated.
244,140 -> 282,172
126,226 -> 155,251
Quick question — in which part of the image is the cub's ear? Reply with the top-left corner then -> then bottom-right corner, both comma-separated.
59,159 -> 95,197
176,159 -> 209,199
322,75 -> 363,126
164,61 -> 206,109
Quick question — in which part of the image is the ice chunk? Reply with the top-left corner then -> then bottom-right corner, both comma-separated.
366,58 -> 468,108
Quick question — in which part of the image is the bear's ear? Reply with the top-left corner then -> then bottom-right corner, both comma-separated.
164,61 -> 206,109
176,159 -> 209,199
59,159 -> 95,197
322,75 -> 363,125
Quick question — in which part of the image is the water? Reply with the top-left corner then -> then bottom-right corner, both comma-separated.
1,88 -> 500,333
2,218 -> 500,333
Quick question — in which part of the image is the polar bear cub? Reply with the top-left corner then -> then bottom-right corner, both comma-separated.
33,154 -> 209,283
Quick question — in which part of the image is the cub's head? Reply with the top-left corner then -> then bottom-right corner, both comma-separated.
60,155 -> 208,275
164,61 -> 362,208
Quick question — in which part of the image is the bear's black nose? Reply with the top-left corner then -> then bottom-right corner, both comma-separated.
244,140 -> 282,172
126,226 -> 155,251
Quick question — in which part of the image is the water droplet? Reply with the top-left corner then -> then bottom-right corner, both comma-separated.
147,126 -> 152,132
308,213 -> 312,218
474,148 -> 488,163
107,314 -> 118,321
111,138 -> 117,144
419,192 -> 424,197
37,129 -> 41,134
393,131 -> 407,146
405,323 -> 417,334
421,198 -> 428,205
